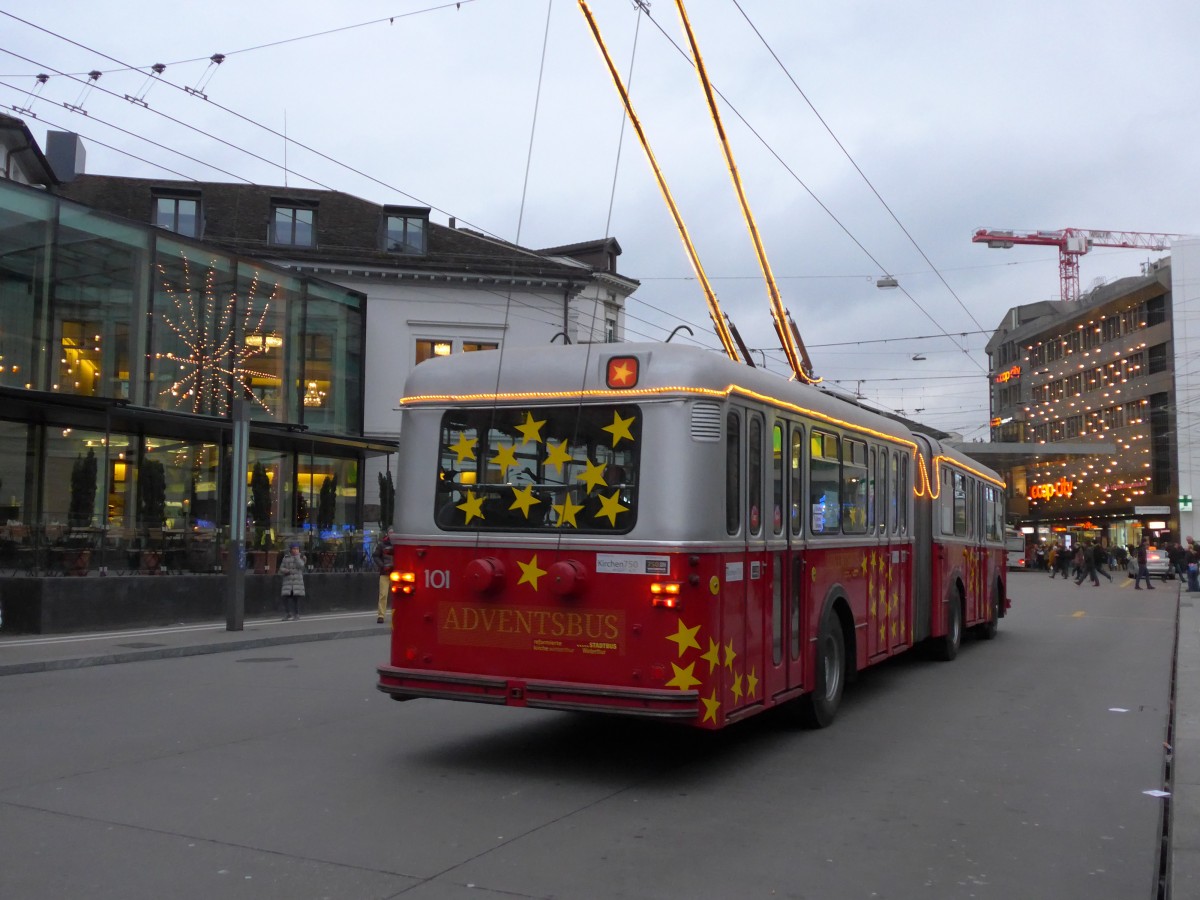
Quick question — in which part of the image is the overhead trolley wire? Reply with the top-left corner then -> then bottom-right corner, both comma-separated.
633,3 -> 983,368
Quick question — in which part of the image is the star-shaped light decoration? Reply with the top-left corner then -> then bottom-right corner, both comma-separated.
155,255 -> 280,416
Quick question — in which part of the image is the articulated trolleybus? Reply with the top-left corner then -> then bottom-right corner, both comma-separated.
377,342 -> 1009,730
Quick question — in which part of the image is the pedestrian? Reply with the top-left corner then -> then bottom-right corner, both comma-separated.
1047,543 -> 1058,578
1092,542 -> 1112,582
1053,543 -> 1071,579
1075,543 -> 1099,587
1187,537 -> 1200,593
279,542 -> 306,620
1134,537 -> 1155,591
374,527 -> 395,624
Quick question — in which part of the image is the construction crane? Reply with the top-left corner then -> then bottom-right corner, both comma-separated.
972,227 -> 1188,303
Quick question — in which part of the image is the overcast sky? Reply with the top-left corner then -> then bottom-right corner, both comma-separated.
3,0 -> 1198,438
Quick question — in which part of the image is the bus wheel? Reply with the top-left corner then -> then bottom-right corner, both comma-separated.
979,589 -> 1000,641
931,595 -> 962,661
798,611 -> 845,729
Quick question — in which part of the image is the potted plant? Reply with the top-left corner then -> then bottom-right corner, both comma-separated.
63,449 -> 98,574
378,469 -> 395,531
137,458 -> 166,573
249,461 -> 277,574
314,473 -> 339,570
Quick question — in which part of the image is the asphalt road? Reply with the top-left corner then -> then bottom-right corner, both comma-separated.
0,571 -> 1177,899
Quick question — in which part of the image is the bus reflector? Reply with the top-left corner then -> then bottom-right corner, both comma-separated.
650,582 -> 682,607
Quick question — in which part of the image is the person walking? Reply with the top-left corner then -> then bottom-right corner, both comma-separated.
1187,537 -> 1200,593
1134,537 -> 1155,590
374,527 -> 395,624
279,543 -> 306,620
1093,542 -> 1113,582
1075,542 -> 1099,587
1052,543 -> 1071,579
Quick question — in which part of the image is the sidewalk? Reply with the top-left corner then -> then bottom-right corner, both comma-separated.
1174,588 -> 1200,895
0,610 -> 388,676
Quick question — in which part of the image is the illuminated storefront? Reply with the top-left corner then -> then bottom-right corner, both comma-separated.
0,176 -> 390,572
986,262 -> 1178,550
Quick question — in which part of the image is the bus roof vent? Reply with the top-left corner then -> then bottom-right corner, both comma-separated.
691,401 -> 722,441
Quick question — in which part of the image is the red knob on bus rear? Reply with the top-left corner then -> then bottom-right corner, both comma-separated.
548,559 -> 588,597
465,557 -> 505,594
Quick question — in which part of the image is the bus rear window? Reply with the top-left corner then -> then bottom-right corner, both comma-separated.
434,404 -> 640,532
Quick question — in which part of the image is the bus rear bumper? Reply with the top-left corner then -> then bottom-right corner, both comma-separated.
376,665 -> 700,719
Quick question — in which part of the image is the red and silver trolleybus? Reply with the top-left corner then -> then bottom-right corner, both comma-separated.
377,342 -> 1009,730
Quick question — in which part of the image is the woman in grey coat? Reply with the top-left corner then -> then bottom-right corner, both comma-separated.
279,543 -> 306,620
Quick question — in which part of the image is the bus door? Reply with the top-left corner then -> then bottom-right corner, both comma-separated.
762,418 -> 795,703
867,446 -> 892,661
741,412 -> 769,711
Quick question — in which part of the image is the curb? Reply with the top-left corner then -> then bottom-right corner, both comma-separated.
0,626 -> 389,677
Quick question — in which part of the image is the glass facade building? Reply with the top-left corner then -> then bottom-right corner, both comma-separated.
0,177 -> 385,574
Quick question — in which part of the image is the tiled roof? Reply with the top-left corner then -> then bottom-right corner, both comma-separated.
55,175 -> 591,281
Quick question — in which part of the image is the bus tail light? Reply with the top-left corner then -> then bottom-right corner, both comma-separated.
390,570 -> 416,595
650,582 -> 682,608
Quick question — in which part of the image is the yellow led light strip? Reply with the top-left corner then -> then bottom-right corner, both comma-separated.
671,0 -> 818,385
401,383 -> 1006,492
576,0 -> 742,364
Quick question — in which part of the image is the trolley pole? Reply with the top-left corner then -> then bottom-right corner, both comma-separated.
225,395 -> 248,631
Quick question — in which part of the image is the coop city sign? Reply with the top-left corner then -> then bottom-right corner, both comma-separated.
1029,478 -> 1074,500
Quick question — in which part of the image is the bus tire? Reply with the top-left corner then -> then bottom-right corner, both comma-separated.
798,610 -> 845,729
931,594 -> 962,661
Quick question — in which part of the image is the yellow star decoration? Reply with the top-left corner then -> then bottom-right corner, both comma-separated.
666,618 -> 701,657
517,554 -> 546,590
724,640 -> 737,672
746,668 -> 758,699
544,440 -> 573,473
730,672 -> 744,701
490,443 -> 519,477
667,661 -> 701,691
552,494 -> 584,528
594,491 -> 628,526
515,411 -> 545,445
701,689 -> 721,723
701,638 -> 722,673
449,433 -> 476,463
457,490 -> 484,525
578,459 -> 607,492
508,484 -> 541,519
861,556 -> 868,575
602,410 -> 636,447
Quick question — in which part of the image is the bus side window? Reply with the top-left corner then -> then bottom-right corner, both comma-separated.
867,446 -> 876,533
790,426 -> 803,537
809,430 -> 840,534
726,410 -> 741,535
900,454 -> 908,535
772,421 -> 784,536
879,449 -> 889,534
748,414 -> 763,536
890,451 -> 899,534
